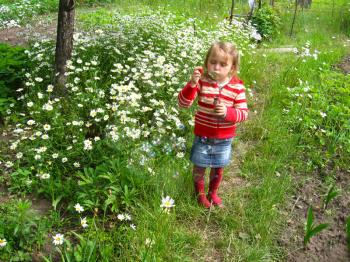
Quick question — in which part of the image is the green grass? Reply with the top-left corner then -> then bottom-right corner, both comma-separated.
271,0 -> 350,46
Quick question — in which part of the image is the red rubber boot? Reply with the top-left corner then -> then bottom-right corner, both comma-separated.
208,167 -> 224,207
193,166 -> 211,209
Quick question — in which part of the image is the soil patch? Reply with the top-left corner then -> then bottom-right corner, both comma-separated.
0,185 -> 11,203
0,185 -> 51,216
265,46 -> 297,53
336,55 -> 350,74
280,169 -> 350,262
0,17 -> 57,46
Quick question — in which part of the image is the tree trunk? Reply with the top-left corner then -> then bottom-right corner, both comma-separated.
298,0 -> 312,9
258,0 -> 262,9
229,0 -> 235,25
247,0 -> 255,22
55,0 -> 75,95
290,0 -> 298,37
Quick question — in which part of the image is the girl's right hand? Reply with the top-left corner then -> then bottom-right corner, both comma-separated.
190,66 -> 203,87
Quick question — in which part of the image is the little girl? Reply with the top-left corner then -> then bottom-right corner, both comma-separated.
178,41 -> 248,208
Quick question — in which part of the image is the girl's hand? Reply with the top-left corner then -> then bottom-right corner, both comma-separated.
214,100 -> 227,118
190,66 -> 203,87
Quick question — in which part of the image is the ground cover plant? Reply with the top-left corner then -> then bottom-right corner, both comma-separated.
283,65 -> 350,169
0,0 -> 58,29
0,43 -> 29,125
0,199 -> 51,261
0,0 -> 121,29
0,0 -> 349,261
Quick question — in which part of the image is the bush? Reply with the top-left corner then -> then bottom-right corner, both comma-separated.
339,11 -> 350,36
251,5 -> 281,40
0,0 -> 58,28
0,11 -> 259,208
0,43 -> 29,124
0,199 -> 50,261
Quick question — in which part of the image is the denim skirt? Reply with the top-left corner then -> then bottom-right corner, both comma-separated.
190,136 -> 233,168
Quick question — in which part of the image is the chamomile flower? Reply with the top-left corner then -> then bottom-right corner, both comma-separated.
40,173 -> 50,179
83,140 -> 92,150
27,120 -> 36,125
74,203 -> 84,213
5,161 -> 14,168
0,238 -> 7,247
46,85 -> 54,92
52,153 -> 59,159
42,103 -> 53,111
160,196 -> 175,210
52,233 -> 64,245
80,217 -> 88,228
16,152 -> 23,159
176,152 -> 184,158
117,214 -> 125,221
43,124 -> 51,131
145,238 -> 155,247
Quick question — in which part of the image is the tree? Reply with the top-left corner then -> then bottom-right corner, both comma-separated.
290,0 -> 298,37
247,0 -> 255,22
55,0 -> 75,95
229,0 -> 235,25
298,0 -> 312,9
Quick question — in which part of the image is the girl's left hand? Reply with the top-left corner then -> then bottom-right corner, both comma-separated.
214,101 -> 227,118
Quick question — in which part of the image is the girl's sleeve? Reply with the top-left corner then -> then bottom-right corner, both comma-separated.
224,83 -> 248,123
177,81 -> 200,108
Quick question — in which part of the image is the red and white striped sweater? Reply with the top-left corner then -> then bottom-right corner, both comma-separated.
178,76 -> 248,139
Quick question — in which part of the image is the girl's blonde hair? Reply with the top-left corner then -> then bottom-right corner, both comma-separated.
204,41 -> 240,77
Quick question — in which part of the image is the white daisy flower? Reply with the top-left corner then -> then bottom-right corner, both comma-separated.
80,217 -> 88,228
160,196 -> 175,209
0,238 -> 7,247
52,233 -> 64,245
74,203 -> 84,213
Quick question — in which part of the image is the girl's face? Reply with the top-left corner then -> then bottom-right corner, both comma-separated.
206,48 -> 234,82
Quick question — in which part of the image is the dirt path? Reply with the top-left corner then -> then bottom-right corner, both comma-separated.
0,15 -> 57,46
337,55 -> 350,74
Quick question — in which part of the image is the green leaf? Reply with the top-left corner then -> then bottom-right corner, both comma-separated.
52,195 -> 64,211
311,223 -> 329,236
74,252 -> 83,262
306,206 -> 314,231
324,184 -> 340,209
304,221 -> 329,246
